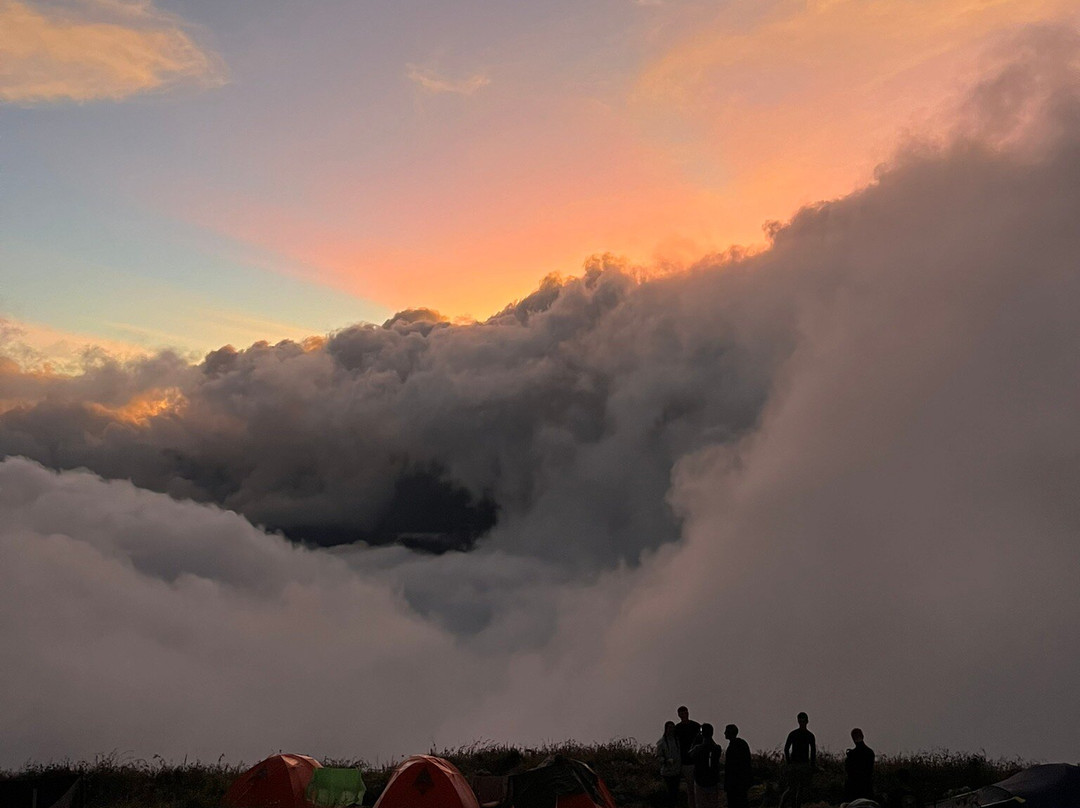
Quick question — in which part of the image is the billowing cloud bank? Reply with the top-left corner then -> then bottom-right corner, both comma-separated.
2,29 -> 1080,767
0,252 -> 784,574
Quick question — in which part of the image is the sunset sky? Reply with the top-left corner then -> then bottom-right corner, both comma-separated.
3,0 -> 1075,362
2,0 -> 1080,772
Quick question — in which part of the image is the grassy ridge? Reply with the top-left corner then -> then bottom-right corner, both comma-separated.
1,742 -> 1026,808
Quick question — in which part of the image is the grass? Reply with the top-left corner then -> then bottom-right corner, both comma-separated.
0,742 -> 1028,808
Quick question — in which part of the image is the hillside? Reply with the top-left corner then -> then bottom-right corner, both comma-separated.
0,740 -> 1026,808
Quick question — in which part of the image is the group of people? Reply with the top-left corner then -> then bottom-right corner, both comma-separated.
656,708 -> 877,808
655,706 -> 755,808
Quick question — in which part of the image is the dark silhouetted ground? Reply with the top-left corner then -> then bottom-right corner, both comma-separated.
0,741 -> 1026,808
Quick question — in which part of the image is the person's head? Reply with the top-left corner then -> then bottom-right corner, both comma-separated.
851,728 -> 864,743
701,723 -> 714,739
665,721 -> 676,736
724,724 -> 739,740
797,712 -> 809,727
678,706 -> 690,722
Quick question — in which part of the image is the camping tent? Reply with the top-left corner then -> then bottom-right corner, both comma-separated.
976,764 -> 1080,808
0,773 -> 82,808
224,754 -> 322,808
374,756 -> 480,808
508,757 -> 617,808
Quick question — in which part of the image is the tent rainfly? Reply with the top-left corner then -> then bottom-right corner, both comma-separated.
223,753 -> 322,808
974,764 -> 1080,808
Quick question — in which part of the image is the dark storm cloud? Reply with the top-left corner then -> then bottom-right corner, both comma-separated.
0,257 -> 787,570
1,26 -> 1080,767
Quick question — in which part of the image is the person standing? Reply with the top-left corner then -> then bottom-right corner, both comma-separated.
657,721 -> 683,807
844,728 -> 875,802
780,712 -> 816,808
674,706 -> 702,808
723,724 -> 753,808
690,723 -> 723,808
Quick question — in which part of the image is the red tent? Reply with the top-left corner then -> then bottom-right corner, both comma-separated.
374,756 -> 480,808
224,753 -> 322,808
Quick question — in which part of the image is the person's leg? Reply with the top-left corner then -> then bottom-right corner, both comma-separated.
792,766 -> 810,808
683,766 -> 697,808
666,776 -> 681,807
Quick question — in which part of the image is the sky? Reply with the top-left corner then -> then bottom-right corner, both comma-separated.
2,0 -> 1080,772
2,0 -> 1076,361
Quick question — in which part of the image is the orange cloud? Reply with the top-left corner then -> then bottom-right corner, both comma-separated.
89,387 -> 186,425
0,0 -> 224,104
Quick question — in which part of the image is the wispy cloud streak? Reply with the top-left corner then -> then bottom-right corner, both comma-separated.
406,63 -> 490,95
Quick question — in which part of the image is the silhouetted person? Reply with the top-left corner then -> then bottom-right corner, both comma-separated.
844,728 -> 875,802
886,769 -> 923,808
690,723 -> 723,808
724,724 -> 753,808
657,720 -> 682,807
780,712 -> 816,808
675,706 -> 702,808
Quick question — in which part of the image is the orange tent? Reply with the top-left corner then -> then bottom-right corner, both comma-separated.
224,753 -> 322,808
374,756 -> 480,808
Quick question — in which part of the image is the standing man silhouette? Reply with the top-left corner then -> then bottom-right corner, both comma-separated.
674,706 -> 702,808
780,712 -> 816,808
844,728 -> 875,802
724,724 -> 753,808
690,723 -> 723,808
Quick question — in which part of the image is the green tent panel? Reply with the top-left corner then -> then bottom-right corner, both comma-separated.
305,767 -> 366,807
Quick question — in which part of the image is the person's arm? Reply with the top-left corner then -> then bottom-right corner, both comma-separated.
784,732 -> 793,763
810,734 -> 817,769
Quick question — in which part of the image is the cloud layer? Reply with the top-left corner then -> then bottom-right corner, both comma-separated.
0,457 -> 496,765
1,29 -> 1079,767
0,0 -> 223,104
0,254 -> 788,576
